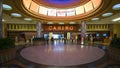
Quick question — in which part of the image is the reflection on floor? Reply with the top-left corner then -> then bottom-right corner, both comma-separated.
1,40 -> 120,68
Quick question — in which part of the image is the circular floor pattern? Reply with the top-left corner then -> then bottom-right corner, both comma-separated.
20,45 -> 105,66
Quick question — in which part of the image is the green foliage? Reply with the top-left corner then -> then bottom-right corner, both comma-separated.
110,38 -> 120,48
0,38 -> 15,50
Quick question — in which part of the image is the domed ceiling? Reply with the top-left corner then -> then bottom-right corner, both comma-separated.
33,0 -> 89,8
21,0 -> 104,21
3,0 -> 120,24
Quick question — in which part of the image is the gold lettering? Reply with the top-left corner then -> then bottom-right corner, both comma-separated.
53,26 -> 56,30
69,26 -> 74,30
49,26 -> 52,30
61,26 -> 64,30
58,26 -> 61,30
47,25 -> 75,31
65,26 -> 69,30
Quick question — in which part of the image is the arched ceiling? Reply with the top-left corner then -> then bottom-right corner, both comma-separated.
33,0 -> 90,8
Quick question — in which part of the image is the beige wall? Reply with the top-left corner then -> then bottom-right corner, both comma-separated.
113,24 -> 120,38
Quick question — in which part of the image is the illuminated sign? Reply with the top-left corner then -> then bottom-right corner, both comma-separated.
43,25 -> 79,32
48,26 -> 74,30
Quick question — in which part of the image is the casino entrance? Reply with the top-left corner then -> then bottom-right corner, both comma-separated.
41,24 -> 111,44
42,24 -> 80,44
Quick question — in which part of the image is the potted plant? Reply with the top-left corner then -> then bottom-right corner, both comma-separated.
0,38 -> 16,63
108,38 -> 120,61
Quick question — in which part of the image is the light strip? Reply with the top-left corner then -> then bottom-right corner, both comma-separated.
112,17 -> 120,22
2,19 -> 5,22
59,22 -> 64,24
24,18 -> 32,21
69,22 -> 75,24
47,22 -> 53,24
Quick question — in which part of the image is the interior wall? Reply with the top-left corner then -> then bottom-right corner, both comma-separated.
113,24 -> 120,38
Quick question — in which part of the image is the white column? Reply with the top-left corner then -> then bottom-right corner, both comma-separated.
36,22 -> 42,38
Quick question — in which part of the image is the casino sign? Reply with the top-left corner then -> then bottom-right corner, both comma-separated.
42,24 -> 79,32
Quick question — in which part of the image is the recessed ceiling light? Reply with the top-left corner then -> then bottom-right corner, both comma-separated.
112,17 -> 120,22
11,13 -> 22,17
102,12 -> 113,17
91,18 -> 99,21
3,4 -> 12,10
24,18 -> 32,21
59,22 -> 64,24
2,19 -> 5,22
69,22 -> 76,24
112,4 -> 120,10
47,22 -> 53,24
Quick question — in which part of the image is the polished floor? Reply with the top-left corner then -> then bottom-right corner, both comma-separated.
20,45 -> 105,66
17,40 -> 107,68
1,40 -> 120,68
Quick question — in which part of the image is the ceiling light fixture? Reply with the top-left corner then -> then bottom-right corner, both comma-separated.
11,13 -> 22,17
2,19 -> 5,22
91,18 -> 99,21
24,18 -> 32,21
102,12 -> 113,17
3,4 -> 12,10
112,17 -> 120,22
47,22 -> 53,24
112,4 -> 120,10
69,22 -> 76,24
59,22 -> 64,24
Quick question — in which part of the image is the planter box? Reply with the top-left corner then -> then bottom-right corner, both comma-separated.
33,38 -> 46,45
0,48 -> 16,63
33,40 -> 46,45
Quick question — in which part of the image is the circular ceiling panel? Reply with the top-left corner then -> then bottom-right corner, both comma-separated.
33,0 -> 90,8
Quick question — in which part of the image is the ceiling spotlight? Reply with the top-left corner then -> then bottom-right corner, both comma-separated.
112,4 -> 120,10
3,4 -> 12,10
47,22 -> 53,24
2,19 -> 5,22
59,22 -> 64,24
91,18 -> 99,21
24,18 -> 32,21
11,13 -> 22,17
69,22 -> 76,24
102,12 -> 113,17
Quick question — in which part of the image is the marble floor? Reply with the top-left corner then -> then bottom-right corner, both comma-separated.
20,45 -> 105,66
1,40 -> 120,68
